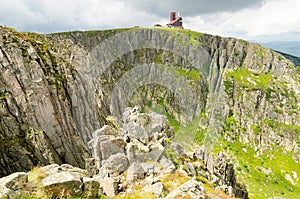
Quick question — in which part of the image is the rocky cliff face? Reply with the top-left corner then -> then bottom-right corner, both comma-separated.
0,26 -> 299,188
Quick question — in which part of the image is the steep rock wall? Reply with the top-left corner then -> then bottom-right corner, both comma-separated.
0,27 -> 299,176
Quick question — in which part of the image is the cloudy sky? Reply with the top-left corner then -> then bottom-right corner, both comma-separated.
0,0 -> 300,42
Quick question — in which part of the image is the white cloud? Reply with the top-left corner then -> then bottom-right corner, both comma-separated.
184,0 -> 300,41
0,0 -> 299,41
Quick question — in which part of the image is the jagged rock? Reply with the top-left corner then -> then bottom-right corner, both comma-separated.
142,181 -> 164,196
123,122 -> 149,144
165,180 -> 205,199
146,112 -> 169,135
126,163 -> 145,183
159,156 -> 176,173
213,152 -> 235,187
0,172 -> 28,198
141,163 -> 156,176
85,158 -> 97,175
101,177 -> 118,198
95,138 -> 126,168
135,113 -> 150,127
127,144 -> 163,163
104,153 -> 129,174
122,106 -> 141,123
0,28 -> 299,193
194,148 -> 248,199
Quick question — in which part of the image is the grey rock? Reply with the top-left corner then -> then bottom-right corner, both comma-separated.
165,180 -> 205,199
0,172 -> 28,197
0,27 -> 299,181
141,163 -> 156,176
123,122 -> 149,144
126,163 -> 145,183
159,156 -> 176,173
41,171 -> 83,197
94,138 -> 125,168
142,181 -> 164,196
94,125 -> 119,137
122,106 -> 141,123
104,153 -> 129,174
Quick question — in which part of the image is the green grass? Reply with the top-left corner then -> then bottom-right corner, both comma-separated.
172,67 -> 201,80
211,139 -> 300,199
227,68 -> 272,90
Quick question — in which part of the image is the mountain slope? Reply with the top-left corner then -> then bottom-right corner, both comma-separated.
0,26 -> 299,198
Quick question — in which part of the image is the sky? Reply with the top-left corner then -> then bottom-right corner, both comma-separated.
0,0 -> 300,43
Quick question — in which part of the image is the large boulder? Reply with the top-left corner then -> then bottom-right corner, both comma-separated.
41,171 -> 83,197
104,153 -> 129,174
0,172 -> 28,198
38,164 -> 99,198
123,122 -> 149,144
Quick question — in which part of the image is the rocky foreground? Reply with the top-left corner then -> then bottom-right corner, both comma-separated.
0,107 -> 248,198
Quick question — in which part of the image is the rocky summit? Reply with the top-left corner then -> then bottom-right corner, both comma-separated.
0,26 -> 300,198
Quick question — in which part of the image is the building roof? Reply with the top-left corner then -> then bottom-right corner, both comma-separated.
167,17 -> 182,25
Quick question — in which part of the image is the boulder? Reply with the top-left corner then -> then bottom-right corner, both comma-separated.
135,113 -> 150,127
147,112 -> 168,134
160,156 -> 176,173
0,172 -> 28,197
104,153 -> 129,174
123,122 -> 149,144
141,163 -> 156,176
127,142 -> 164,163
122,106 -> 141,123
126,163 -> 145,183
94,138 -> 126,168
41,171 -> 83,197
142,181 -> 164,196
165,180 -> 205,199
40,164 -> 89,177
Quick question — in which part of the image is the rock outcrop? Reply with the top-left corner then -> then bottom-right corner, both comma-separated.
0,107 -> 247,198
0,164 -> 99,198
